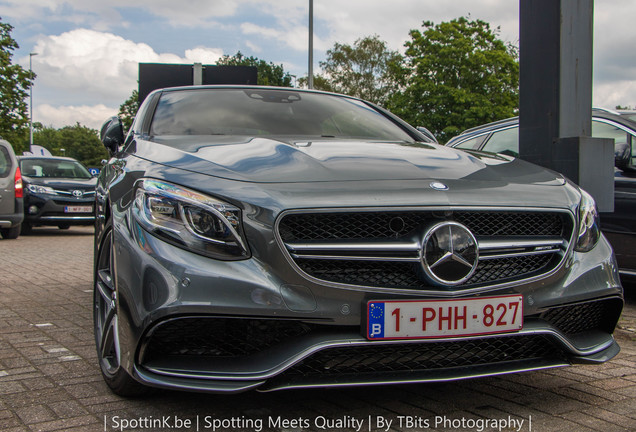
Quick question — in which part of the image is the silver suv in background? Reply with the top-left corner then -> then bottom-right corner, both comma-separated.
0,139 -> 23,239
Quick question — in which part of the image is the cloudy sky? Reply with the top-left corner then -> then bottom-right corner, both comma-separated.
1,0 -> 633,130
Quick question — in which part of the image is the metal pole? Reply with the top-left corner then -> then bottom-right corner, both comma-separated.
29,52 -> 38,152
308,0 -> 313,89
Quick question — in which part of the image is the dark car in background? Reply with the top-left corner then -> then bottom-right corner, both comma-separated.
95,86 -> 622,396
446,109 -> 636,280
19,156 -> 97,233
617,109 -> 636,123
0,139 -> 23,239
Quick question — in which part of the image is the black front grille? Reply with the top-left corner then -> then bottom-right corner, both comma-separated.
540,298 -> 623,336
296,254 -> 556,289
296,255 -> 553,289
469,254 -> 554,285
280,335 -> 565,378
279,211 -> 565,242
296,259 -> 420,288
141,318 -> 315,362
280,212 -> 428,241
280,209 -> 571,290
453,212 -> 563,237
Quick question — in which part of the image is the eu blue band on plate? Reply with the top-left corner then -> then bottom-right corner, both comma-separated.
368,302 -> 385,338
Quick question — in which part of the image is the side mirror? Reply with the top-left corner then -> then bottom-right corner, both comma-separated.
615,142 -> 633,171
416,126 -> 438,144
100,116 -> 124,154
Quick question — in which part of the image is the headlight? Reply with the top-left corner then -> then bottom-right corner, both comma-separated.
133,179 -> 250,260
574,189 -> 600,252
27,184 -> 57,195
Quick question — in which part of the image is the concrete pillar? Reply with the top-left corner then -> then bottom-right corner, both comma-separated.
519,0 -> 614,211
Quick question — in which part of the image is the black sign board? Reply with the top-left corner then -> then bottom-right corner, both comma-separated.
138,63 -> 258,103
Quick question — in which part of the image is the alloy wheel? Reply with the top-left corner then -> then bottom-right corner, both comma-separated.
94,229 -> 121,377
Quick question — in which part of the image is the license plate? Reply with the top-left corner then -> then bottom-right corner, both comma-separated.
367,295 -> 523,340
64,206 -> 92,213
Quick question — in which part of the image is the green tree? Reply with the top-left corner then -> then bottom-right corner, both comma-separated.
315,35 -> 403,105
217,52 -> 293,87
119,89 -> 140,132
389,17 -> 519,143
297,75 -> 334,92
32,125 -> 59,151
32,124 -> 108,167
0,19 -> 35,145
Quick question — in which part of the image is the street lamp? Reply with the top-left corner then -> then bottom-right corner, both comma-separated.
308,0 -> 313,89
29,52 -> 38,152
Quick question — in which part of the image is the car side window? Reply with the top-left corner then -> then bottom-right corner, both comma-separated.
454,135 -> 487,150
0,146 -> 11,178
481,127 -> 519,157
592,120 -> 636,165
592,120 -> 629,143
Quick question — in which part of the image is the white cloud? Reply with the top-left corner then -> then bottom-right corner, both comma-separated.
8,0 -> 636,127
593,80 -> 636,110
1,0 -> 238,29
184,47 -> 224,64
593,0 -> 636,107
27,29 -> 224,105
240,22 -> 328,53
0,0 -> 61,22
245,41 -> 262,53
240,23 -> 281,41
25,29 -> 225,128
311,0 -> 520,53
134,0 -> 238,27
35,103 -> 117,130
0,0 -> 125,30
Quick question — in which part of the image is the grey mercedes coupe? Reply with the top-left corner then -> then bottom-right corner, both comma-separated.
95,86 -> 623,395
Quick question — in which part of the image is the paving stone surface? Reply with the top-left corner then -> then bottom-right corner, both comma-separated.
0,226 -> 635,432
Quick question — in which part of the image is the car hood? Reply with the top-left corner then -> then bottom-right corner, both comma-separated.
23,176 -> 97,189
133,136 -> 566,186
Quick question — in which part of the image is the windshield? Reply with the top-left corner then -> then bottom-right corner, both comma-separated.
20,158 -> 92,179
619,112 -> 636,122
150,89 -> 414,142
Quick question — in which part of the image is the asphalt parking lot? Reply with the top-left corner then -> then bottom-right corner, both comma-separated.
0,226 -> 635,432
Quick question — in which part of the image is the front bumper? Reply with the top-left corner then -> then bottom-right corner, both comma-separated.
24,193 -> 95,226
133,309 -> 621,393
111,213 -> 623,393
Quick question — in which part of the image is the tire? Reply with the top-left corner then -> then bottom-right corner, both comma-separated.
58,224 -> 70,230
0,224 -> 20,239
94,223 -> 147,396
20,223 -> 32,235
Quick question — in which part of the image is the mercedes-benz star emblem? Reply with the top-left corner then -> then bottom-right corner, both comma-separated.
421,221 -> 478,286
429,181 -> 449,191
72,190 -> 84,197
